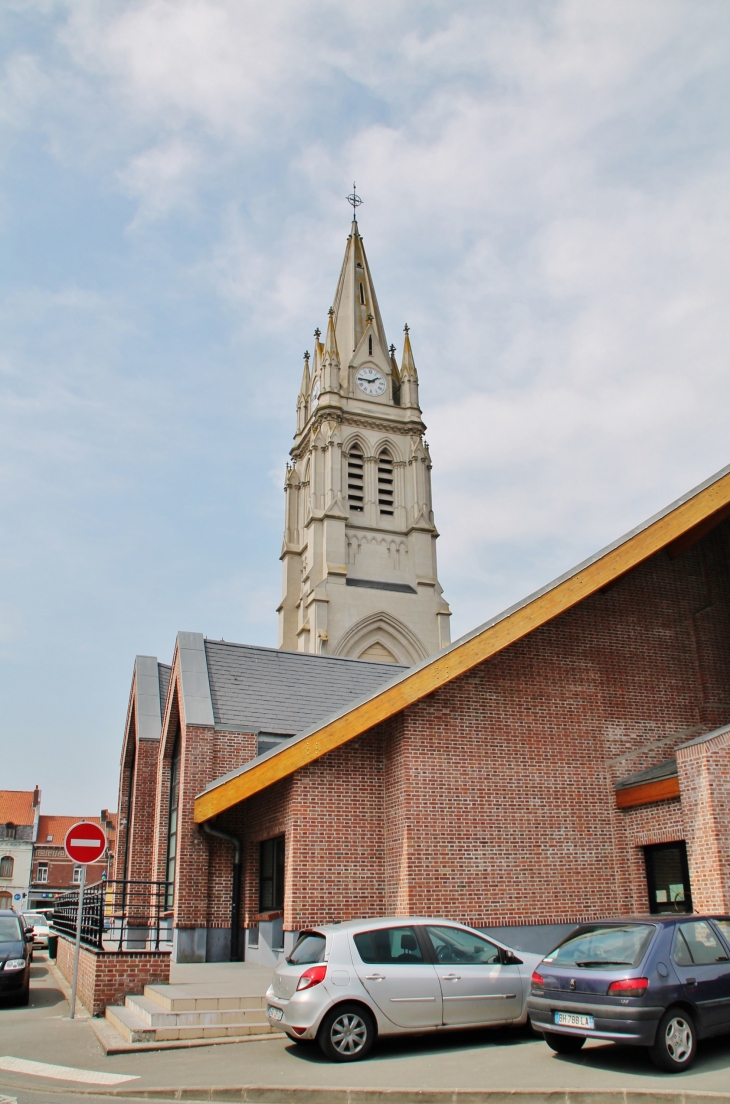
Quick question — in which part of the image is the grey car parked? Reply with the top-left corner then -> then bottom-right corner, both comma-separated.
266,917 -> 542,1061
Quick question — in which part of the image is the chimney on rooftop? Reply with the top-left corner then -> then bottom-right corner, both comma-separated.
33,786 -> 40,807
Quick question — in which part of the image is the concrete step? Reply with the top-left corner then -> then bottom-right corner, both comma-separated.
106,1004 -> 156,1044
144,983 -> 267,1013
126,993 -> 273,1029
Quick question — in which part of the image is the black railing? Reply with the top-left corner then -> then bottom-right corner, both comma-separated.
52,879 -> 173,952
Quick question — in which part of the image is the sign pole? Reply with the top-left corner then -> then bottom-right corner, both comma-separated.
69,864 -> 86,1021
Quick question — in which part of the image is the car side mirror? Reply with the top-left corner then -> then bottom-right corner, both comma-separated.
25,933 -> 34,942
503,950 -> 522,965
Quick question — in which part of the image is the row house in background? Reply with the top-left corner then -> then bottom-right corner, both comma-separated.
29,812 -> 116,911
0,788 -> 41,910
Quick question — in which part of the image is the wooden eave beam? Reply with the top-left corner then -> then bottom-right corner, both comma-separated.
615,775 -> 680,809
194,468 -> 730,823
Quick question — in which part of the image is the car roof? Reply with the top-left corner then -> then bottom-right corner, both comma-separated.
299,917 -> 518,943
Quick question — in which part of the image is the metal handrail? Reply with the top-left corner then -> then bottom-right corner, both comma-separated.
52,879 -> 173,952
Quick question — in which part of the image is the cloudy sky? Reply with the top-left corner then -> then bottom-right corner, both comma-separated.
2,0 -> 729,812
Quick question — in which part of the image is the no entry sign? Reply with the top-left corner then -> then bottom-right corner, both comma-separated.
64,821 -> 107,865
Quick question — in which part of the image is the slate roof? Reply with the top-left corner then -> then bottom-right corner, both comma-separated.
0,791 -> 37,826
203,640 -> 408,733
158,662 -> 172,715
615,758 -> 678,790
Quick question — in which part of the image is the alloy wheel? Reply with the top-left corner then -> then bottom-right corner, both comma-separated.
330,1012 -> 368,1055
664,1016 -> 692,1064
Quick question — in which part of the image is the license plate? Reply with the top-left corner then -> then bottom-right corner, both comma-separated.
267,1005 -> 283,1021
554,1011 -> 594,1029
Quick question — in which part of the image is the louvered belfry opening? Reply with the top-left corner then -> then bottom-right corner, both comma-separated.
347,448 -> 364,512
378,450 -> 394,515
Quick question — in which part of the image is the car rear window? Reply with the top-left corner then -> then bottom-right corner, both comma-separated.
543,924 -> 655,969
0,916 -> 22,941
288,932 -> 326,965
354,926 -> 424,964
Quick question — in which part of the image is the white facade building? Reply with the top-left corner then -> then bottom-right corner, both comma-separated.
278,218 -> 451,664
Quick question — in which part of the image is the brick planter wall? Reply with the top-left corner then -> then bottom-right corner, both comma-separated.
56,936 -> 170,1015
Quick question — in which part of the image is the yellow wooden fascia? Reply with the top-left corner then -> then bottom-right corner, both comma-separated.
194,468 -> 730,823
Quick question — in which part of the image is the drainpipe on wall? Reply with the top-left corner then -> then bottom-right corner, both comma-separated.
201,821 -> 242,962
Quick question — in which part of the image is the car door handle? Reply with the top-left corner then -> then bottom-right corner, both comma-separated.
441,973 -> 461,981
686,977 -> 696,986
365,973 -> 386,981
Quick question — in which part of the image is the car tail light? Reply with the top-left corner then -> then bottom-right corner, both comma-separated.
531,971 -> 544,989
607,977 -> 649,997
296,965 -> 327,991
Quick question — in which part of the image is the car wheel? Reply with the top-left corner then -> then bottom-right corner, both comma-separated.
543,1031 -> 586,1054
317,1004 -> 375,1062
649,1008 -> 696,1072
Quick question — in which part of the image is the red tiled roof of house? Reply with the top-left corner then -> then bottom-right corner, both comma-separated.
0,790 -> 38,826
37,815 -> 114,845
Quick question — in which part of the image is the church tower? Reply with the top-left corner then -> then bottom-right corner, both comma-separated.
278,206 -> 451,664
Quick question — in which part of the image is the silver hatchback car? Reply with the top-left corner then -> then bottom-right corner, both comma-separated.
266,917 -> 542,1061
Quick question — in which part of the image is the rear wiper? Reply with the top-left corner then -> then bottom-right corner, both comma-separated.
574,960 -> 633,968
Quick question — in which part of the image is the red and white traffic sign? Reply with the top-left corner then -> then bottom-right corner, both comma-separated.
64,821 -> 107,864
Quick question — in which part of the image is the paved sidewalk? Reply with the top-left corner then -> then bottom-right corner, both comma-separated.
1,955 -> 730,1103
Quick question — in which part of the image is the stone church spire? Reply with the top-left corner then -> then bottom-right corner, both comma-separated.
278,205 -> 451,664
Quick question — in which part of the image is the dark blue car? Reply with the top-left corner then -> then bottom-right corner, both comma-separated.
527,916 -> 730,1072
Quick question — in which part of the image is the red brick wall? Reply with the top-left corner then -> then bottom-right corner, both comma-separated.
56,936 -> 170,1015
678,728 -> 730,911
125,740 -> 160,886
226,526 -> 730,932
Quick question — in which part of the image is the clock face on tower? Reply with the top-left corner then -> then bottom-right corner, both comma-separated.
356,367 -> 386,397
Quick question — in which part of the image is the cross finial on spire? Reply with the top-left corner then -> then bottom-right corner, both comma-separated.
346,182 -> 363,221
389,344 -> 396,355
304,350 -> 310,362
328,306 -> 334,317
404,323 -> 410,334
314,328 -> 321,340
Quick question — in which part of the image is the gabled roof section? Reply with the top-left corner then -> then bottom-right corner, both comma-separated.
195,462 -> 730,823
204,640 -> 408,733
0,790 -> 38,827
37,815 -> 111,845
332,221 -> 390,366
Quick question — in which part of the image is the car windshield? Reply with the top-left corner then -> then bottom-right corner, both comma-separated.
0,916 -> 22,941
24,914 -> 47,924
543,924 -> 655,969
288,932 -> 326,965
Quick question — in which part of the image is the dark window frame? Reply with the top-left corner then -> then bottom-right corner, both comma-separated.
259,835 -> 285,913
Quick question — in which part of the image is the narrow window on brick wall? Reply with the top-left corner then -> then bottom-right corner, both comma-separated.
165,734 -> 181,910
72,867 -> 82,884
36,863 -> 48,883
259,835 -> 285,912
0,855 -> 14,878
377,449 -> 394,515
347,448 -> 364,512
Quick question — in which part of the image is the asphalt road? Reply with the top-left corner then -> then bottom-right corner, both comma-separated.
2,954 -> 730,1104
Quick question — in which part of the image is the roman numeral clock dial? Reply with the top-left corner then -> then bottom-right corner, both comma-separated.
356,367 -> 386,397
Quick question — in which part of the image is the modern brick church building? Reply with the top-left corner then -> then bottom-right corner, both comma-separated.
115,213 -> 730,966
